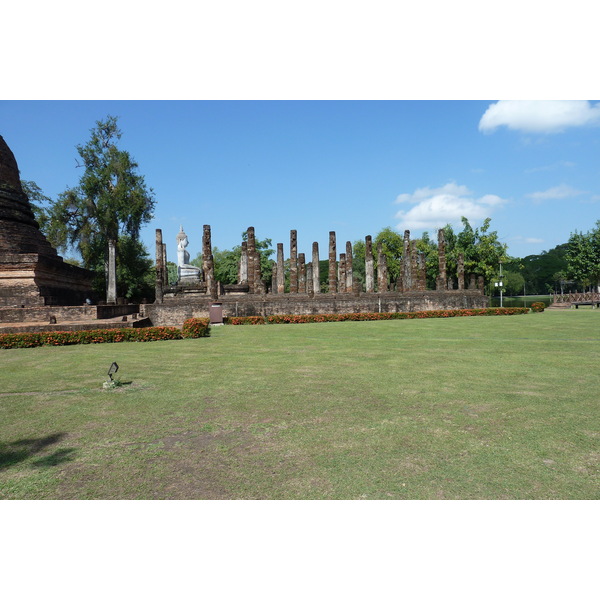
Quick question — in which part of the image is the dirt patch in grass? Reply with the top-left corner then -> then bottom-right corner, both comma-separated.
53,427 -> 258,499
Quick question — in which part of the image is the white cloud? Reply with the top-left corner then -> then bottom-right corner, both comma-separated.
479,100 -> 600,134
394,182 -> 507,232
524,161 -> 575,174
526,184 -> 585,203
512,235 -> 545,244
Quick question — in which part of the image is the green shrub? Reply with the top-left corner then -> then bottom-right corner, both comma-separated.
226,316 -> 266,325
530,302 -> 546,313
226,307 -> 530,326
182,318 -> 211,338
0,326 -> 184,350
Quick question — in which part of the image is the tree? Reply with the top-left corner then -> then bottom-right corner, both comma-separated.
500,270 -> 526,296
43,116 -> 155,302
456,217 -> 508,289
373,227 -> 404,283
517,244 -> 569,295
566,222 -> 600,291
21,180 -> 52,234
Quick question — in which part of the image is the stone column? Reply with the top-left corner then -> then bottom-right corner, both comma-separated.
161,243 -> 168,287
277,243 -> 285,294
436,229 -> 447,291
247,228 -> 256,292
469,274 -> 476,290
410,241 -> 420,291
271,263 -> 278,294
417,251 -> 427,291
298,253 -> 306,294
306,263 -> 314,295
457,253 -> 465,290
377,242 -> 388,292
107,238 -> 117,304
345,241 -> 353,292
477,275 -> 485,292
402,230 -> 412,291
312,242 -> 320,294
289,230 -> 298,294
338,254 -> 347,293
328,231 -> 337,294
238,241 -> 248,284
247,227 -> 263,294
155,229 -> 164,303
365,235 -> 374,293
203,224 -> 217,299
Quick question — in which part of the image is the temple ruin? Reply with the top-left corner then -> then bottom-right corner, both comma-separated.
0,134 -> 488,330
146,225 -> 489,326
0,135 -> 94,307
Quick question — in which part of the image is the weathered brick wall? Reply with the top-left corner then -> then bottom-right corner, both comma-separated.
143,291 -> 489,327
0,304 -> 139,324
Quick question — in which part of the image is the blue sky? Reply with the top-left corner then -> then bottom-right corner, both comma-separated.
1,100 -> 599,262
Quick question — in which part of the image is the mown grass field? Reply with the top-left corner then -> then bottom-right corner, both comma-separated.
1,310 -> 598,499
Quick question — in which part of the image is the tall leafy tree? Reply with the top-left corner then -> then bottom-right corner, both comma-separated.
373,227 -> 404,283
44,116 -> 155,302
566,222 -> 600,291
456,217 -> 508,288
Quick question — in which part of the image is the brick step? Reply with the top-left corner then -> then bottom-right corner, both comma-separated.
0,317 -> 152,334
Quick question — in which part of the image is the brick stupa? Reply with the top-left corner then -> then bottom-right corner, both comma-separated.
0,135 -> 94,306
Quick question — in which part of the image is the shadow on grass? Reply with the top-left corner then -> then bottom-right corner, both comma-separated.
0,433 -> 76,471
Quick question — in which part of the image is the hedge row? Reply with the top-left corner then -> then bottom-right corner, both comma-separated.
0,318 -> 210,350
227,307 -> 530,326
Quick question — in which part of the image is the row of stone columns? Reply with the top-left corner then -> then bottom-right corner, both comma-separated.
156,225 -> 484,301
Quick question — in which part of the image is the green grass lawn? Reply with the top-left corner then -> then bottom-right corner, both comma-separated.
1,310 -> 598,499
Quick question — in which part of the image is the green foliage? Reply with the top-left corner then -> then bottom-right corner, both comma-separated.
352,239 -> 366,288
374,227 -> 404,283
226,316 -> 266,325
566,222 -> 600,290
455,217 -> 508,286
499,270 -> 526,296
0,327 -> 185,350
225,308 -> 529,325
21,180 -> 52,232
515,244 -> 570,294
181,318 -> 211,338
41,116 -> 155,301
415,231 -> 440,288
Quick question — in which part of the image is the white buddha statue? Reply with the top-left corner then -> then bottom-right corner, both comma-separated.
176,226 -> 201,281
